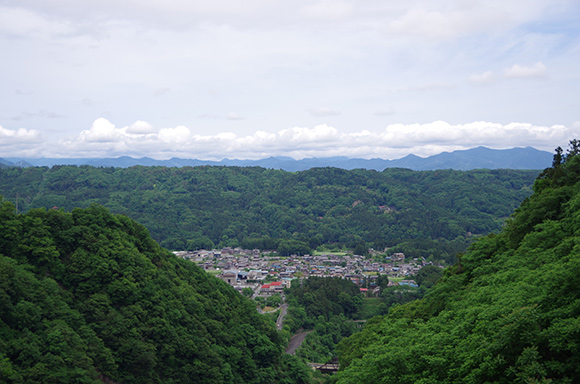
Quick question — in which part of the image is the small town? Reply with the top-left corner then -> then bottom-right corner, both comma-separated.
175,248 -> 442,297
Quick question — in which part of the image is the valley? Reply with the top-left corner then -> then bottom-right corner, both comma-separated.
1,146 -> 579,383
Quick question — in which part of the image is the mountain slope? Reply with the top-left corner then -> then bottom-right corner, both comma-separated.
0,166 -> 539,262
335,146 -> 580,383
392,146 -> 552,171
0,203 -> 310,383
4,146 -> 552,171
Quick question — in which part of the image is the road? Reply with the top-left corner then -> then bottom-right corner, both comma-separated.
285,330 -> 312,355
269,297 -> 312,355
276,304 -> 288,330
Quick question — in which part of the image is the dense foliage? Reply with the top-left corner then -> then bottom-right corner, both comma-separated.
284,266 -> 446,364
0,203 -> 310,384
283,277 -> 363,363
334,144 -> 580,383
0,166 -> 538,261
286,277 -> 363,324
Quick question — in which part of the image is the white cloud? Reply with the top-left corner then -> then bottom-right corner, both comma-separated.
379,121 -> 567,150
469,71 -> 495,85
278,124 -> 340,145
0,125 -> 43,147
226,112 -> 245,121
0,5 -> 75,39
386,4 -> 509,41
31,118 -> 576,160
1,0 -> 577,154
127,121 -> 157,134
301,1 -> 353,20
79,118 -> 123,143
158,126 -> 191,143
11,110 -> 65,121
503,62 -> 547,78
390,83 -> 456,93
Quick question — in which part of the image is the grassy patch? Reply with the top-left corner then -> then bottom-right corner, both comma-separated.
205,269 -> 221,276
359,297 -> 386,319
312,251 -> 348,256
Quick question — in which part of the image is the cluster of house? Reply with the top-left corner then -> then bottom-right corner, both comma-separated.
174,247 -> 440,296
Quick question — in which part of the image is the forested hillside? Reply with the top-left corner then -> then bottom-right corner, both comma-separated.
0,203 -> 310,383
0,166 -> 538,262
334,144 -> 580,383
283,277 -> 363,364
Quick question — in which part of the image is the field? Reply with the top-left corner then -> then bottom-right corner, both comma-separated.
312,251 -> 348,256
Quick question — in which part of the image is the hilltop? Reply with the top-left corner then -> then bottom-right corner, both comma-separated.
0,203 -> 310,383
334,143 -> 580,383
1,146 -> 552,171
0,166 -> 539,264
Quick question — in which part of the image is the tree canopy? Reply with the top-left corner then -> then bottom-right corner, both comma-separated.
0,202 -> 310,383
334,142 -> 580,383
0,166 -> 538,262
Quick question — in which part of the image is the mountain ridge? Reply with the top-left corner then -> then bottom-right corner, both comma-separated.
334,144 -> 580,383
1,146 -> 552,171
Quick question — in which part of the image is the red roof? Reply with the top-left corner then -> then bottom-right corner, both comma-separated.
261,281 -> 283,289
359,288 -> 368,292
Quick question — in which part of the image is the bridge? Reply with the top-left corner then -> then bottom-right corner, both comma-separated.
308,358 -> 340,374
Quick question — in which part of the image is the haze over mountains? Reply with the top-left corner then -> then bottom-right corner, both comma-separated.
1,146 -> 552,171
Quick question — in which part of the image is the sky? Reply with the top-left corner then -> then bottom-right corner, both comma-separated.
1,0 -> 579,160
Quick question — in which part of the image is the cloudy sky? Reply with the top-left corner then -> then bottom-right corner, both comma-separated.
1,0 -> 579,160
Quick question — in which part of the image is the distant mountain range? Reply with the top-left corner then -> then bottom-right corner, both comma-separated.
0,146 -> 553,171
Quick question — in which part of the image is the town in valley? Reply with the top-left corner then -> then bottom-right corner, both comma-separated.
175,248 -> 442,298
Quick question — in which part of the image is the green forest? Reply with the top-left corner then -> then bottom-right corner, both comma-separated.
3,145 -> 580,383
282,266 -> 444,365
0,166 -> 538,263
283,277 -> 365,365
332,144 -> 580,383
0,203 -> 310,383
